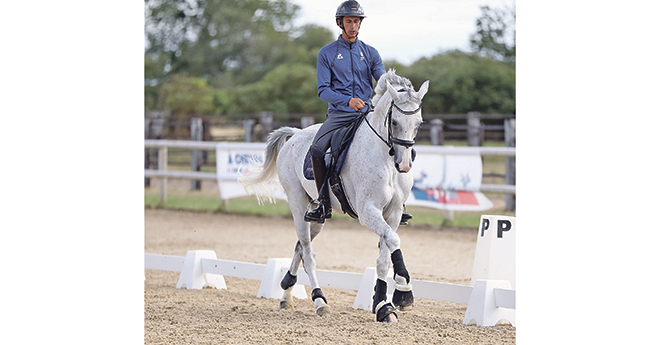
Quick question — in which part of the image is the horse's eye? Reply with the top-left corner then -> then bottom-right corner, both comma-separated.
392,120 -> 399,127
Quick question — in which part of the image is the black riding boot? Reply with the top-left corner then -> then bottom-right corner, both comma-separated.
304,156 -> 332,223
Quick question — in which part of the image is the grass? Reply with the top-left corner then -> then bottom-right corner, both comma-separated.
144,189 -> 514,229
144,140 -> 515,229
144,192 -> 512,229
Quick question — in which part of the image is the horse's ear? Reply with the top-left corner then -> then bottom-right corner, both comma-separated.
385,80 -> 400,102
417,80 -> 430,99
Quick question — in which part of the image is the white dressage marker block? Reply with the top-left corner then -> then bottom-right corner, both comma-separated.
471,215 -> 516,289
256,258 -> 307,300
352,267 -> 394,311
463,280 -> 516,326
353,267 -> 378,310
176,250 -> 227,290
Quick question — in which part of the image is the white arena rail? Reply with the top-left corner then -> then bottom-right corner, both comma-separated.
145,253 -> 186,272
144,252 -> 476,304
145,215 -> 517,326
145,251 -> 515,325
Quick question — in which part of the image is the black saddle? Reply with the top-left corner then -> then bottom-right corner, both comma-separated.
303,115 -> 366,219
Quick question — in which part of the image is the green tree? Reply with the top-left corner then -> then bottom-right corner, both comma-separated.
145,53 -> 171,109
159,74 -> 214,115
211,23 -> 332,92
258,63 -> 327,114
291,24 -> 335,66
469,5 -> 516,63
401,51 -> 515,114
145,0 -> 300,90
220,63 -> 326,115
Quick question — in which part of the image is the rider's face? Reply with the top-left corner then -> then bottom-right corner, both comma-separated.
340,16 -> 362,40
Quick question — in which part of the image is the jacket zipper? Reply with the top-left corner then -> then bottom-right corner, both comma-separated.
350,41 -> 355,98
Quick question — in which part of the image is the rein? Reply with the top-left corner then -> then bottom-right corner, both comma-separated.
365,99 -> 422,156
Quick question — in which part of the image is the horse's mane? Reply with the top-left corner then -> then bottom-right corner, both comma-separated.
372,69 -> 419,107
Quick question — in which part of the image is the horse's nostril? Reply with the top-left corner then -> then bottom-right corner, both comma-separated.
395,162 -> 411,173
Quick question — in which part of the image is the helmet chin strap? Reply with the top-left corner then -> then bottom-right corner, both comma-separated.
337,19 -> 361,40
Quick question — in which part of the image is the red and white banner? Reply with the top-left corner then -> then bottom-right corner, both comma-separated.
405,146 -> 493,211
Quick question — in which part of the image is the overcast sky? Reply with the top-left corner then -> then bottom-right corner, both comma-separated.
291,0 -> 515,65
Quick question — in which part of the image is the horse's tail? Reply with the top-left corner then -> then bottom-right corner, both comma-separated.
238,126 -> 300,204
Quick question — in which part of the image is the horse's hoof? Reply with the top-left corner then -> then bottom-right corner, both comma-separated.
376,302 -> 397,322
384,313 -> 398,323
392,289 -> 414,311
316,304 -> 331,316
312,288 -> 329,316
280,298 -> 294,309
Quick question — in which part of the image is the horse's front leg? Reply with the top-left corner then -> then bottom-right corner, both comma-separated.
390,247 -> 414,311
382,208 -> 414,312
361,207 -> 414,322
373,237 -> 397,323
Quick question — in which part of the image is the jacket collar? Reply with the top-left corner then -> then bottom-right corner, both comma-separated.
337,34 -> 360,49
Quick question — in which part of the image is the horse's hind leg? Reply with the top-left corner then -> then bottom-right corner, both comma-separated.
279,223 -> 323,309
277,173 -> 310,309
279,198 -> 329,316
300,221 -> 330,316
279,240 -> 303,309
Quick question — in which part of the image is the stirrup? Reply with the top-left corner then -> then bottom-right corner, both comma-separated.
304,200 -> 327,223
400,204 -> 412,225
400,213 -> 412,225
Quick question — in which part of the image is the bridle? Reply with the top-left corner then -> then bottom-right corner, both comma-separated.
364,98 -> 422,157
313,95 -> 421,174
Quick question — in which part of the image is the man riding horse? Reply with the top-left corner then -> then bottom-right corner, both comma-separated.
306,0 -> 413,225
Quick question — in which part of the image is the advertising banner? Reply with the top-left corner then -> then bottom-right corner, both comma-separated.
215,142 -> 286,201
406,146 -> 493,211
216,142 -> 492,211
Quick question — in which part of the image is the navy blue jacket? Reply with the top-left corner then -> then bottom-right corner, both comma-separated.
317,35 -> 386,113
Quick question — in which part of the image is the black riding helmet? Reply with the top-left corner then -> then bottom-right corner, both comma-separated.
335,0 -> 366,37
335,0 -> 366,19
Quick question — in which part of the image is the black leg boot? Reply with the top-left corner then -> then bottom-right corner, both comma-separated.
304,156 -> 332,223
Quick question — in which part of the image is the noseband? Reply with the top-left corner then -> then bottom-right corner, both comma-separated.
387,101 -> 420,150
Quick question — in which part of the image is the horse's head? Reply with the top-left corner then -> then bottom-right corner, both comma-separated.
384,79 -> 429,173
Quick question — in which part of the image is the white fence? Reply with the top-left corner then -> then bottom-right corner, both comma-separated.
146,215 -> 516,326
145,250 -> 516,326
144,140 -> 516,204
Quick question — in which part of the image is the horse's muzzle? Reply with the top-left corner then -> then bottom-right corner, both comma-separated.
394,146 -> 414,173
395,162 -> 410,173
395,157 -> 412,173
